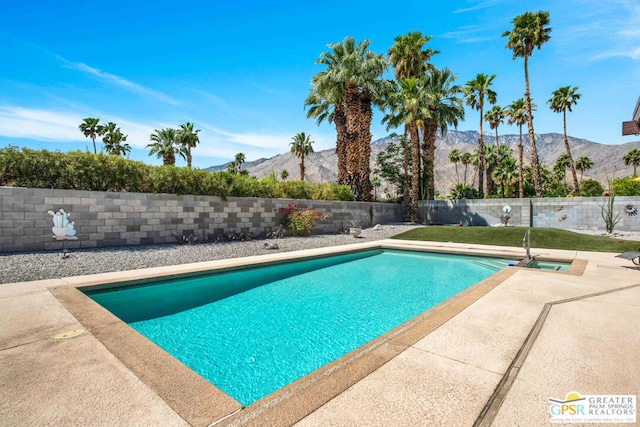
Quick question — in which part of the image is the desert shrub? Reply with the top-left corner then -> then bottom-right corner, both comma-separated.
310,182 -> 356,201
580,178 -> 604,197
279,203 -> 326,235
0,147 -> 361,202
449,183 -> 479,200
610,176 -> 640,196
274,180 -> 313,200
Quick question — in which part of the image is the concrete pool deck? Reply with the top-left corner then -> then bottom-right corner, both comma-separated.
1,240 -> 639,426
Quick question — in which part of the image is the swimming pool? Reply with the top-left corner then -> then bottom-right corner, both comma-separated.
86,248 -> 513,406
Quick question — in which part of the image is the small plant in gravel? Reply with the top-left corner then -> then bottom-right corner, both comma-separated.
279,204 -> 327,236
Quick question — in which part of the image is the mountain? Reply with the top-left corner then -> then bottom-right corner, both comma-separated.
207,130 -> 640,197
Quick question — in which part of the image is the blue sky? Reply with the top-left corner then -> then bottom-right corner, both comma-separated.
1,0 -> 639,168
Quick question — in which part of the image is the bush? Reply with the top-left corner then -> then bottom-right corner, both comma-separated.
580,178 -> 604,197
279,204 -> 326,235
610,176 -> 640,196
449,184 -> 479,200
0,147 -> 359,202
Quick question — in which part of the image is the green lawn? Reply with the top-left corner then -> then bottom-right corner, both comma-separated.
392,226 -> 640,253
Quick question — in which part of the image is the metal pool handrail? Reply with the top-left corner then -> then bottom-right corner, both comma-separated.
523,228 -> 531,259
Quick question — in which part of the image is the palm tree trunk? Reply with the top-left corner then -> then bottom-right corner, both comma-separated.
563,109 -> 579,195
524,56 -> 543,197
409,120 -> 420,222
344,83 -> 361,200
91,137 -> 97,154
478,107 -> 485,198
300,153 -> 305,180
187,146 -> 192,168
358,90 -> 373,202
402,127 -> 411,221
518,124 -> 524,198
334,104 -> 348,185
423,121 -> 438,200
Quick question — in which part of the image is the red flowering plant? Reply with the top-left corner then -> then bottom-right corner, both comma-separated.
278,204 -> 327,236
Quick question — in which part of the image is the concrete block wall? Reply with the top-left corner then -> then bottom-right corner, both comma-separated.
422,196 -> 640,231
0,187 -> 403,253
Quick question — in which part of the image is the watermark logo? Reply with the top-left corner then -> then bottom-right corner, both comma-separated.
549,392 -> 636,423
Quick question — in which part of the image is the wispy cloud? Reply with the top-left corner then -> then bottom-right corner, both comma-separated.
57,56 -> 181,106
0,105 -> 156,148
556,1 -> 640,63
453,0 -> 502,14
440,25 -> 494,44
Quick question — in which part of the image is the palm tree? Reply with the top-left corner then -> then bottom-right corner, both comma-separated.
464,73 -> 497,198
421,67 -> 465,199
388,31 -> 438,215
623,148 -> 640,175
234,152 -> 246,173
554,153 -> 571,185
484,104 -> 506,163
310,37 -> 388,201
176,122 -> 200,168
503,10 -> 552,198
461,152 -> 473,185
101,122 -> 130,156
506,98 -> 530,198
493,156 -> 519,198
280,169 -> 289,181
147,128 -> 183,166
383,78 -> 424,222
79,118 -> 103,154
449,149 -> 462,184
290,132 -> 314,180
388,31 -> 439,81
575,156 -> 593,185
548,86 -> 581,195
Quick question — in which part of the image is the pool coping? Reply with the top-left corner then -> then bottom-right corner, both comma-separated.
49,239 -> 585,427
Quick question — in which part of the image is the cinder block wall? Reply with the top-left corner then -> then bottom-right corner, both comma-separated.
422,196 -> 640,230
0,187 -> 403,253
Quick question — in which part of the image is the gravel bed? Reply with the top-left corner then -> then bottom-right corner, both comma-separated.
0,224 -> 420,285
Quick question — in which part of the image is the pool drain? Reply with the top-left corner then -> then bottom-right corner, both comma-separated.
54,329 -> 85,340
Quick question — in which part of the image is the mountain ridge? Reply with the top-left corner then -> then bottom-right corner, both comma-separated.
207,130 -> 640,196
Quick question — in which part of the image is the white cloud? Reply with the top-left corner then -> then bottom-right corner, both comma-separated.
453,0 -> 502,14
0,105 -> 336,163
0,105 -> 156,148
57,56 -> 181,106
0,106 -> 84,142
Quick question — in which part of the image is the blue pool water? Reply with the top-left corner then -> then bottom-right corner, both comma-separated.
88,249 -> 507,406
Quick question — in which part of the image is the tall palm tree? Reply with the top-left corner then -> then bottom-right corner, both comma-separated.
101,122 -> 130,156
623,148 -> 640,175
506,98 -> 529,198
484,104 -> 506,167
548,86 -> 581,195
383,78 -> 424,222
311,37 -> 388,201
290,132 -> 314,180
79,118 -> 103,154
421,67 -> 465,200
388,31 -> 439,81
575,156 -> 593,185
463,73 -> 497,198
461,152 -> 473,185
449,149 -> 462,184
176,122 -> 200,168
388,31 -> 438,215
147,128 -> 183,166
503,10 -> 552,198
